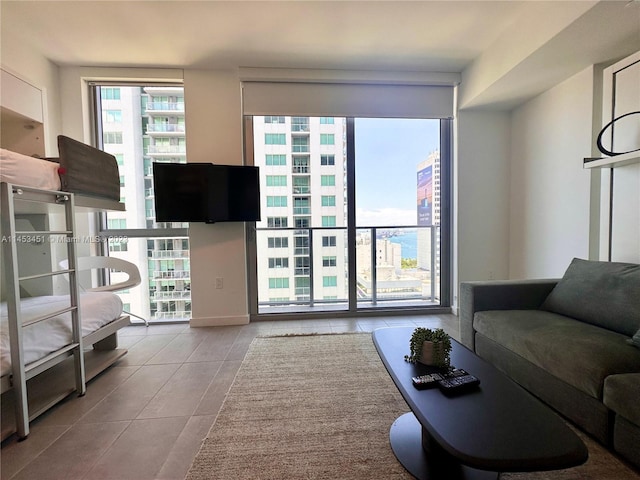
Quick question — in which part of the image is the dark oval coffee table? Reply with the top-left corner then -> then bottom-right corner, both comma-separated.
373,327 -> 588,480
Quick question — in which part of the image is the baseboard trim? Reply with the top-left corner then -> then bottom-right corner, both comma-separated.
190,315 -> 250,327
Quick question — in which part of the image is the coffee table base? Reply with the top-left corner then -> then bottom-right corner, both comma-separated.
390,413 -> 498,480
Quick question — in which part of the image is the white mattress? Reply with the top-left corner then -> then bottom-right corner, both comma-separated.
0,148 -> 61,191
0,292 -> 123,377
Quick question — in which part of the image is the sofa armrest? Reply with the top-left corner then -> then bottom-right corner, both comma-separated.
459,279 -> 559,351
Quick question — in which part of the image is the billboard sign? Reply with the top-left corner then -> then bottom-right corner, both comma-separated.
417,164 -> 432,226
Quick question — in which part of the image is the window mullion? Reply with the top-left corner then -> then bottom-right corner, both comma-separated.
346,118 -> 357,312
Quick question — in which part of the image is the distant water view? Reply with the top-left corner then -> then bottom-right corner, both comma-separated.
378,229 -> 418,260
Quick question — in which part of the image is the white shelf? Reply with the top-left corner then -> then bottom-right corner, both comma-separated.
583,151 -> 640,169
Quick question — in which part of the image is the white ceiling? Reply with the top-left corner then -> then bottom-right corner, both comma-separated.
2,1 -> 639,109
0,1 -> 549,71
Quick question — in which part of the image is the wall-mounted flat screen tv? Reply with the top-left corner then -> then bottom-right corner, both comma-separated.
153,163 -> 261,223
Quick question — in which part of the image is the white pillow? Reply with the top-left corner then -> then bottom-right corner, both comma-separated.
0,148 -> 61,191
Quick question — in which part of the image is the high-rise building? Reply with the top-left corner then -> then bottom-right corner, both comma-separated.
253,116 -> 347,307
417,150 -> 440,284
100,86 -> 190,323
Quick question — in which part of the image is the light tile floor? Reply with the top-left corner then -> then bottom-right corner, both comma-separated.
1,314 -> 459,480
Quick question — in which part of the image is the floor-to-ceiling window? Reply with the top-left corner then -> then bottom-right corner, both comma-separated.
247,114 -> 451,316
92,84 -> 191,324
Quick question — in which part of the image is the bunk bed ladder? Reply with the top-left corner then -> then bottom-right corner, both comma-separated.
0,183 -> 86,440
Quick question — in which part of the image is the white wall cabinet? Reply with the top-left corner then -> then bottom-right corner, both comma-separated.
1,68 -> 45,157
594,52 -> 640,263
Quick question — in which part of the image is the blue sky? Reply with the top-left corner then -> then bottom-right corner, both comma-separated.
354,118 -> 440,226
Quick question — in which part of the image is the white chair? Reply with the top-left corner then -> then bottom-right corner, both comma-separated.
60,256 -> 149,326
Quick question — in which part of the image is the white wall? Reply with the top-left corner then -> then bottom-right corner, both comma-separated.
183,70 -> 250,325
455,110 -> 511,292
508,66 -> 596,278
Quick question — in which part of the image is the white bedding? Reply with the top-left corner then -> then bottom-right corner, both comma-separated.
0,148 -> 61,191
0,292 -> 123,377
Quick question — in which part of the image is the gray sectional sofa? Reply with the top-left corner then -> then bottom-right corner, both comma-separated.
460,258 -> 640,469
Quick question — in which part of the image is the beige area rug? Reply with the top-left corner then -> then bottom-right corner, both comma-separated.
186,333 -> 639,480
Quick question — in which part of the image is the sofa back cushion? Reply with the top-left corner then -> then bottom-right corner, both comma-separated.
541,258 -> 640,336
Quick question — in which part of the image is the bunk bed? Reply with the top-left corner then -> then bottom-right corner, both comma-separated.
0,136 -> 129,440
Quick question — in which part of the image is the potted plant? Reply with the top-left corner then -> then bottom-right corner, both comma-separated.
404,327 -> 452,368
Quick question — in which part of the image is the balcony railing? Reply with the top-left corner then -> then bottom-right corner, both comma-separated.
255,225 -> 440,311
147,145 -> 187,154
153,311 -> 190,320
146,124 -> 186,133
146,102 -> 185,112
153,270 -> 190,279
151,249 -> 190,259
153,291 -> 191,300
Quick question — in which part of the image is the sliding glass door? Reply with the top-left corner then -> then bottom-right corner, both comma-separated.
353,118 -> 443,309
251,116 -> 350,312
248,115 -> 451,316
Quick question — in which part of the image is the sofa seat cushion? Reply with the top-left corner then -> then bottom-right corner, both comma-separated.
604,373 -> 640,426
474,310 -> 640,399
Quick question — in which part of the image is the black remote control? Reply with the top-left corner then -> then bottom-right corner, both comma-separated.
445,368 -> 469,378
437,374 -> 480,395
412,372 -> 445,390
